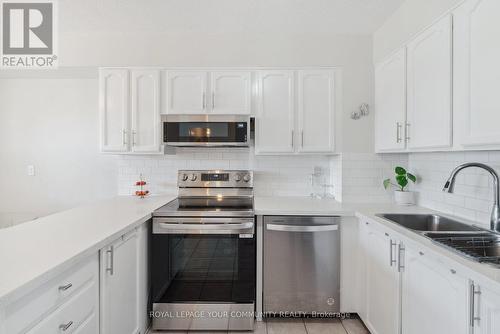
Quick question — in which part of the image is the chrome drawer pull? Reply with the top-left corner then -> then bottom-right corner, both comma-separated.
58,283 -> 73,291
59,321 -> 73,331
389,239 -> 397,267
106,245 -> 114,275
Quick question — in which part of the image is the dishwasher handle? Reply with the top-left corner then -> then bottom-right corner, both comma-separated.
266,223 -> 338,233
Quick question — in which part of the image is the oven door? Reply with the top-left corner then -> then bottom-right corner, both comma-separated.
163,117 -> 249,147
151,217 -> 256,331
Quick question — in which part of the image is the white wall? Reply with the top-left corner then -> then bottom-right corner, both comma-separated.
0,76 -> 117,227
373,0 -> 462,63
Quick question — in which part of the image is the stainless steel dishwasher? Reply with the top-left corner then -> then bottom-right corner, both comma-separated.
263,216 -> 340,316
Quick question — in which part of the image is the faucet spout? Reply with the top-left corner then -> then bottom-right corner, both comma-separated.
443,163 -> 500,232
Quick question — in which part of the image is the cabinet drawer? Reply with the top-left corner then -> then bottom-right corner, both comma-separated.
26,279 -> 98,334
4,255 -> 98,334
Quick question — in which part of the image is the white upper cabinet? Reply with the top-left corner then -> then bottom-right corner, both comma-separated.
100,69 -> 129,153
375,48 -> 407,152
100,68 -> 163,155
131,70 -> 161,153
255,70 -> 295,154
164,70 -> 251,115
401,245 -> 468,334
454,0 -> 500,148
211,71 -> 252,115
164,71 -> 208,115
406,14 -> 452,150
297,70 -> 335,153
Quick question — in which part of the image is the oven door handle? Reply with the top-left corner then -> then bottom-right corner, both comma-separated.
153,220 -> 254,235
266,224 -> 338,233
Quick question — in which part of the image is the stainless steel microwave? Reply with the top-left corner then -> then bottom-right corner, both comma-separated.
163,115 -> 250,147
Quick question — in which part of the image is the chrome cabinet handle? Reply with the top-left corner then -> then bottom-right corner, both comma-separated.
58,283 -> 72,291
106,245 -> 114,276
202,92 -> 206,109
389,239 -> 397,267
396,122 -> 402,143
470,282 -> 481,328
59,321 -> 73,331
132,131 -> 137,146
301,131 -> 304,147
267,224 -> 338,232
212,92 -> 215,109
122,129 -> 127,145
398,244 -> 405,272
291,130 -> 294,147
405,122 -> 410,142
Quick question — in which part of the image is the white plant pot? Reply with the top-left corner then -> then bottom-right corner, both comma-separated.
394,190 -> 415,206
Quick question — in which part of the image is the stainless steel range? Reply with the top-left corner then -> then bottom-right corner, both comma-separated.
151,170 -> 255,331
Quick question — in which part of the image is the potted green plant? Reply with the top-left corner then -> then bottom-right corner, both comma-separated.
383,167 -> 417,205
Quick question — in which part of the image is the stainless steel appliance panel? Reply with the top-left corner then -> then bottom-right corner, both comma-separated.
263,216 -> 340,315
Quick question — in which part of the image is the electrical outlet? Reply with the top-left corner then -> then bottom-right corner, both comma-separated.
27,165 -> 35,176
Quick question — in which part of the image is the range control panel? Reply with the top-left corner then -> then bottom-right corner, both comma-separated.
178,170 -> 253,188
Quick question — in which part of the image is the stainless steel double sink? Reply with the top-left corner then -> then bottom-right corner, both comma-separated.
376,213 -> 500,267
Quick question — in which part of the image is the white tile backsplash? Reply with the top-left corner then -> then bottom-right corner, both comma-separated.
336,153 -> 409,203
409,151 -> 500,228
117,148 -> 332,198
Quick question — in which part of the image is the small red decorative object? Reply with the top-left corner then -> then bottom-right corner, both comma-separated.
134,174 -> 149,198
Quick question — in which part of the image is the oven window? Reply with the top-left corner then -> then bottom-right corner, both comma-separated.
151,234 -> 256,304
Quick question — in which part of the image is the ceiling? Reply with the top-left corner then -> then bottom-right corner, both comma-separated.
61,0 -> 406,35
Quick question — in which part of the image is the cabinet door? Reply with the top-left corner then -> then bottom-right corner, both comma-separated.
363,223 -> 400,334
100,230 -> 140,334
475,280 -> 500,334
297,70 -> 335,153
165,71 -> 207,114
401,246 -> 468,334
406,15 -> 452,150
130,70 -> 161,153
210,71 -> 252,114
255,71 -> 295,154
454,0 -> 500,147
375,48 -> 407,152
100,69 -> 129,153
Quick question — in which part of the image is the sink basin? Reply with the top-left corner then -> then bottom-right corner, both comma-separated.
377,214 -> 482,232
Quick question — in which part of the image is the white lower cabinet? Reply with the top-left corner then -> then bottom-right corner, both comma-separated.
359,218 -> 500,334
401,245 -> 469,334
360,221 -> 400,334
471,278 -> 500,334
100,224 -> 149,334
2,255 -> 99,334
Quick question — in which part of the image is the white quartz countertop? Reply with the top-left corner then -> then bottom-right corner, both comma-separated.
254,196 -> 432,216
0,195 -> 175,304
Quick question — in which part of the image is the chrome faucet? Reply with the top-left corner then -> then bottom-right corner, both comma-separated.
443,163 -> 500,232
